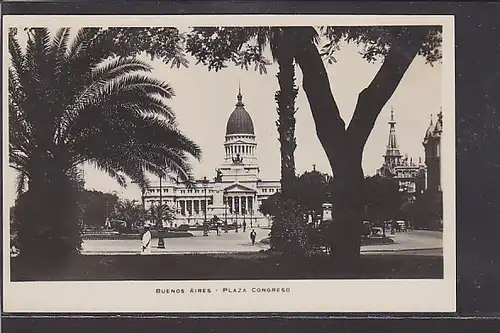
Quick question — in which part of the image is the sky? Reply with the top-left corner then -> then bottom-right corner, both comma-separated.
5,28 -> 443,205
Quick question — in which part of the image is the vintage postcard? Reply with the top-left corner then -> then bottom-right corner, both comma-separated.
3,14 -> 455,313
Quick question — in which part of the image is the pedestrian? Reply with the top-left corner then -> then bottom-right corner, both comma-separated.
250,229 -> 256,245
141,225 -> 152,255
216,223 -> 220,236
243,220 -> 247,232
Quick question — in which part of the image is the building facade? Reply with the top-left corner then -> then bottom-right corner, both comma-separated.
142,88 -> 281,226
377,108 -> 426,199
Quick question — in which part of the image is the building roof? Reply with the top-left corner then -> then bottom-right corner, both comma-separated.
225,88 -> 255,135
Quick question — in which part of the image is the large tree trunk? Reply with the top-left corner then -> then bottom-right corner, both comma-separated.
293,27 -> 430,261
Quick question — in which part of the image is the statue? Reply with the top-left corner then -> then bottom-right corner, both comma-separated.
232,153 -> 243,164
214,168 -> 223,183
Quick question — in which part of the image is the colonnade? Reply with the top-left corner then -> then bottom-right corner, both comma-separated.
177,198 -> 211,216
225,145 -> 255,157
225,195 -> 255,215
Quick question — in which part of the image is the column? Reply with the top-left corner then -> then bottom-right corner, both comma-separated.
248,196 -> 253,214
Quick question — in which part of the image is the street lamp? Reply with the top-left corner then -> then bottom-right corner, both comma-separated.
250,208 -> 253,229
157,176 -> 165,249
235,202 -> 239,233
202,176 -> 208,236
223,190 -> 228,233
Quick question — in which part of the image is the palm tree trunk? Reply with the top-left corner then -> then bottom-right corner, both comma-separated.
275,52 -> 298,198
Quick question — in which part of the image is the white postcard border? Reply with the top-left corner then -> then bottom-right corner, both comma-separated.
3,14 -> 456,313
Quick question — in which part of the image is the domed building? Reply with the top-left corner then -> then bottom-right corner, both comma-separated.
142,87 -> 281,227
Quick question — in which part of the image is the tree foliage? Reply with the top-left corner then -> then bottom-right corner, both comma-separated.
297,170 -> 333,220
362,175 -> 403,224
78,190 -> 118,227
259,191 -> 281,217
147,203 -> 176,227
320,26 -> 442,64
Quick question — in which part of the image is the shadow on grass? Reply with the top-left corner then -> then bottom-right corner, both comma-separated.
11,252 -> 443,281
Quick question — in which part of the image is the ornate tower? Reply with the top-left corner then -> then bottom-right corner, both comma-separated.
378,107 -> 403,177
423,109 -> 443,193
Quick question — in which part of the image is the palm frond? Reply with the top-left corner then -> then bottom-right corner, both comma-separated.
8,29 -> 26,79
14,171 -> 28,197
50,28 -> 71,75
91,57 -> 153,84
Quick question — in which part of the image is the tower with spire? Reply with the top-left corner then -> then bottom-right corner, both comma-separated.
423,108 -> 443,193
383,107 -> 403,171
377,107 -> 426,196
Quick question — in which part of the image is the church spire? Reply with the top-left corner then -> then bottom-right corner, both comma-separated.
384,106 -> 402,167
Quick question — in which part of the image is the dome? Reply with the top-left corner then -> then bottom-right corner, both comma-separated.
225,90 -> 255,135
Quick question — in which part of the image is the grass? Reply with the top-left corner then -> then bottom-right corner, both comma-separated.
11,252 -> 443,281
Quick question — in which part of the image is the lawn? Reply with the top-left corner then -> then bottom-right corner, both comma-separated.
11,252 -> 443,281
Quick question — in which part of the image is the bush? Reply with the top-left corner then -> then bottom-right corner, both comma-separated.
270,198 -> 309,256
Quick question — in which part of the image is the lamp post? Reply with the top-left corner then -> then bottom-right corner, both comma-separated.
203,176 -> 208,236
224,191 -> 228,233
157,176 -> 165,249
235,204 -> 239,233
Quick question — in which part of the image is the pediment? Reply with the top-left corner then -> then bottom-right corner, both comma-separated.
224,183 -> 256,193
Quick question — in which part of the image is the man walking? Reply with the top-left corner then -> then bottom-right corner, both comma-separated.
250,229 -> 257,245
243,220 -> 247,232
142,225 -> 152,255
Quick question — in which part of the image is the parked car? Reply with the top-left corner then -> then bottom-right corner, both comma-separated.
397,220 -> 407,232
176,224 -> 190,232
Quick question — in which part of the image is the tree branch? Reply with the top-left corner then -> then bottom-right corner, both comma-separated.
346,26 -> 430,151
294,34 -> 346,172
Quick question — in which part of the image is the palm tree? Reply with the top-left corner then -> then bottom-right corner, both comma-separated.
9,27 -> 201,261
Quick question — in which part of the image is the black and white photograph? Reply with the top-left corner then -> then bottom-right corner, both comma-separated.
3,15 -> 455,313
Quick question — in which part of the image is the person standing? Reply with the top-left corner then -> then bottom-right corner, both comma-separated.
250,229 -> 257,245
141,225 -> 152,255
243,220 -> 247,232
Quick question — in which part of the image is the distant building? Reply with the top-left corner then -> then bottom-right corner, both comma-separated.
423,109 -> 443,194
142,87 -> 280,226
377,107 -> 426,200
422,109 -> 443,227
